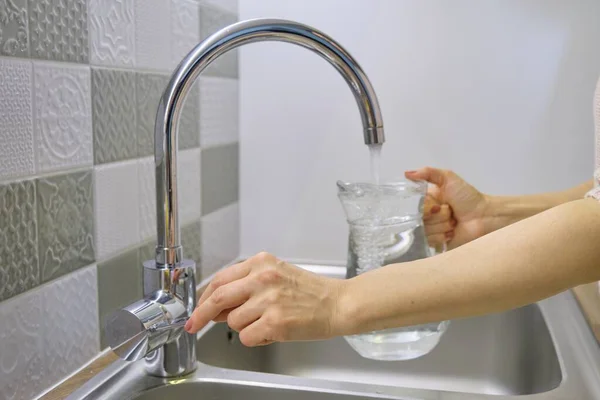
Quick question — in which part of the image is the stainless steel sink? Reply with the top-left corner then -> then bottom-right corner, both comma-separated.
65,263 -> 600,400
129,380 -> 388,400
196,304 -> 561,396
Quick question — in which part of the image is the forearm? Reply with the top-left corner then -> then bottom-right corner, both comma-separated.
339,198 -> 600,335
482,180 -> 593,234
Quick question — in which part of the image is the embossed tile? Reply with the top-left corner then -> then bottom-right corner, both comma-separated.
136,72 -> 168,157
33,63 -> 92,173
37,170 -> 95,283
0,265 -> 98,400
92,67 -> 137,164
0,180 -> 39,302
135,0 -> 170,71
94,160 -> 140,260
97,248 -> 142,348
182,220 -> 202,280
0,0 -> 29,57
138,239 -> 155,264
201,202 -> 239,276
28,0 -> 89,63
170,0 -> 199,69
201,143 -> 238,215
199,3 -> 238,78
0,58 -> 34,180
89,0 -> 135,67
138,156 -> 156,241
180,148 -> 202,223
200,0 -> 238,14
199,76 -> 238,148
179,83 -> 200,150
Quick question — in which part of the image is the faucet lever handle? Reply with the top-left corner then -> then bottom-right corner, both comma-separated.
105,294 -> 188,362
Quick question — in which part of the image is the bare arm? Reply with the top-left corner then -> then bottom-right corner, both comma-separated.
339,197 -> 600,335
482,180 -> 593,235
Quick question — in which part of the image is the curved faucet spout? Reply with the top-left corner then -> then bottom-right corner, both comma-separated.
154,18 -> 386,266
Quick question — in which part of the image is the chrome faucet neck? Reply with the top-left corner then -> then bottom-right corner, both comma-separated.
153,18 -> 385,267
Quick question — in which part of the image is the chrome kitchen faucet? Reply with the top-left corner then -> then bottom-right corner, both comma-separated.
104,18 -> 385,378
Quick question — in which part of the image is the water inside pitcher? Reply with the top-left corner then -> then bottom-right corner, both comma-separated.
337,180 -> 449,361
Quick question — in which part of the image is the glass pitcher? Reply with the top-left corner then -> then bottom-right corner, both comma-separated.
337,179 -> 449,361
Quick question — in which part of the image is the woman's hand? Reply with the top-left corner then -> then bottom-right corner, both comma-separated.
185,252 -> 347,346
405,167 -> 489,249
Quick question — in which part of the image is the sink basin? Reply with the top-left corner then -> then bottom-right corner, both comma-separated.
196,304 -> 561,396
129,380 -> 384,400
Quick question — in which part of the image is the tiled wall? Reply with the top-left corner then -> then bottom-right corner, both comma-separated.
0,1 -> 240,399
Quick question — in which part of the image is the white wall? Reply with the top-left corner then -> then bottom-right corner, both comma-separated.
239,0 -> 600,262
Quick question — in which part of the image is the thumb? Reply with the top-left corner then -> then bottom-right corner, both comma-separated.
405,167 -> 447,188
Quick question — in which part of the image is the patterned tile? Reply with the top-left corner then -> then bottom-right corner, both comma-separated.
200,0 -> 238,14
199,77 -> 238,148
182,220 -> 202,280
41,266 -> 99,390
201,143 -> 238,215
138,157 -> 156,241
199,3 -> 238,78
89,0 -> 135,67
92,68 -> 137,164
37,170 -> 95,283
135,0 -> 170,71
179,83 -> 200,150
0,265 -> 99,400
138,239 -> 155,264
0,0 -> 29,57
179,148 -> 202,223
0,180 -> 39,302
28,0 -> 89,63
33,63 -> 92,173
94,160 -> 140,260
136,72 -> 168,157
97,248 -> 142,349
201,202 -> 239,276
0,58 -> 34,181
170,0 -> 199,69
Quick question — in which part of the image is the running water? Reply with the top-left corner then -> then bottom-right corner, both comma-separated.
369,144 -> 382,184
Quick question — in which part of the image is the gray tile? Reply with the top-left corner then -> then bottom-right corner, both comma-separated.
0,266 -> 99,400
28,0 -> 89,63
199,4 -> 238,78
92,68 -> 137,164
0,0 -> 29,57
138,239 -> 155,264
97,248 -> 143,349
0,180 -> 39,302
179,84 -> 200,150
136,72 -> 169,157
201,143 -> 239,215
182,220 -> 202,280
201,203 -> 238,277
37,170 -> 95,283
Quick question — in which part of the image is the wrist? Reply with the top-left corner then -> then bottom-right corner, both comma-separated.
331,278 -> 363,337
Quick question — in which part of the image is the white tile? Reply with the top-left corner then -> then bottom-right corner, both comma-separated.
135,0 -> 171,71
138,157 -> 156,241
170,0 -> 200,69
179,148 -> 202,223
0,58 -> 34,181
89,0 -> 136,67
199,77 -> 239,148
201,202 -> 239,276
201,0 -> 238,14
0,265 -> 98,400
94,160 -> 140,260
33,63 -> 93,173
